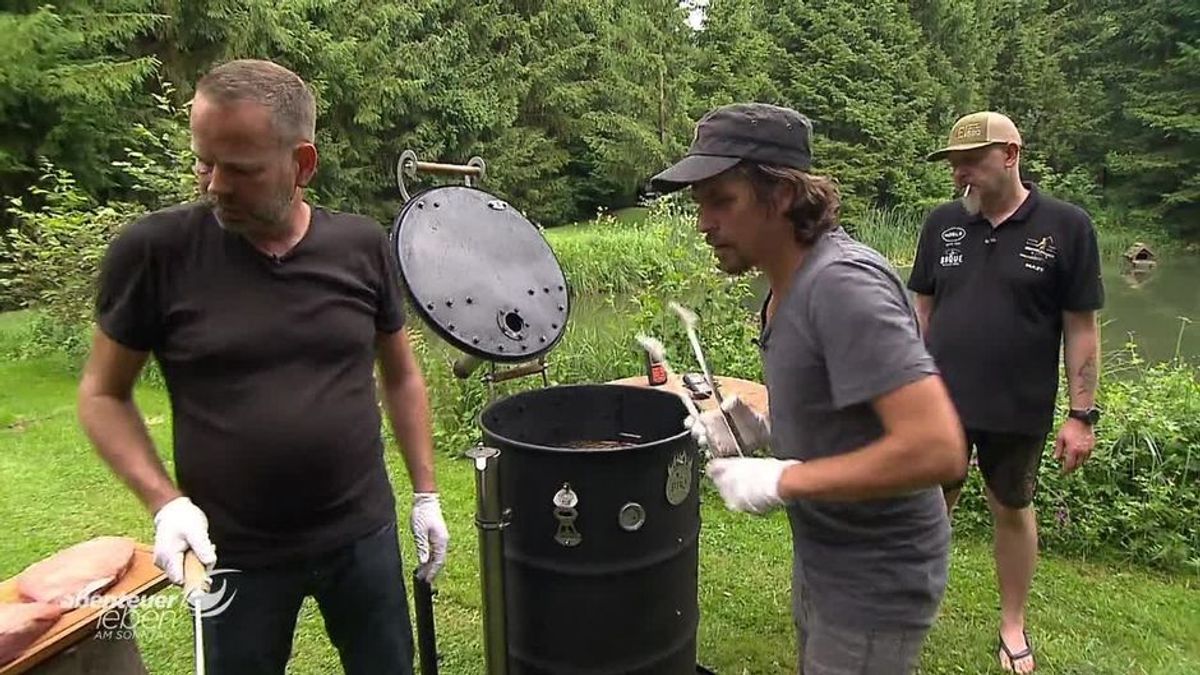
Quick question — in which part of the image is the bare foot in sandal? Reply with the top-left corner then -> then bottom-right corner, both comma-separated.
998,626 -> 1035,673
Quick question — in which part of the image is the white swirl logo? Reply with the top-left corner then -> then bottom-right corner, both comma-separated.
189,568 -> 240,618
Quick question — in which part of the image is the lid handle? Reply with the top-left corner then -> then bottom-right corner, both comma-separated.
396,149 -> 487,201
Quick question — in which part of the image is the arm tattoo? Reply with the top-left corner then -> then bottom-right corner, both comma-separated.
1074,354 -> 1098,398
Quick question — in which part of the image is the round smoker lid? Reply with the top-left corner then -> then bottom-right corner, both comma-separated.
391,185 -> 570,363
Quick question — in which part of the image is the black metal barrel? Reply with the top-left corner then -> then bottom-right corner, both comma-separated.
480,384 -> 700,675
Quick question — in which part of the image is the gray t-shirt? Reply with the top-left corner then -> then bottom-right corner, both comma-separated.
760,228 -> 950,630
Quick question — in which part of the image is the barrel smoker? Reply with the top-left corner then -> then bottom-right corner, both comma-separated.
390,152 -> 716,674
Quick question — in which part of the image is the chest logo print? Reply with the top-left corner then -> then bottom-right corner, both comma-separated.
941,226 -> 966,244
940,249 -> 964,267
1020,235 -> 1058,272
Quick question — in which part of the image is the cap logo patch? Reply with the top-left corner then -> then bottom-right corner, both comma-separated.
954,121 -> 984,142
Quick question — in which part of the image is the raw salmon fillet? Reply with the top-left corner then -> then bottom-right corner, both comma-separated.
0,602 -> 65,665
15,537 -> 136,608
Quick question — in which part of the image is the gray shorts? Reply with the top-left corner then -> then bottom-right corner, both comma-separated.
795,586 -> 930,675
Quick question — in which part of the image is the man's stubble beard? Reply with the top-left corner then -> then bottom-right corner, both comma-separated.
205,188 -> 294,238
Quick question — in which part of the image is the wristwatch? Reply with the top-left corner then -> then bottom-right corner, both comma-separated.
1068,408 -> 1101,426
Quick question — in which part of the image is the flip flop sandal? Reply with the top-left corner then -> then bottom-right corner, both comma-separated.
997,630 -> 1035,672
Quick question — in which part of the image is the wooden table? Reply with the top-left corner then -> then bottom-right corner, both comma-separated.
1,544 -> 169,675
605,373 -> 769,417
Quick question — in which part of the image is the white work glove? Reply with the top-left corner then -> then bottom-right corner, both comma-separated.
153,496 -> 217,585
684,395 -> 770,457
705,457 -> 800,514
411,493 -> 449,583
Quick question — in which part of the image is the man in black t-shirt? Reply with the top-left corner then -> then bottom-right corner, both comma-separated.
909,111 -> 1104,674
77,59 -> 447,675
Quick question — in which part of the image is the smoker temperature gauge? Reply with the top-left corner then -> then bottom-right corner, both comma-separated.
618,502 -> 646,532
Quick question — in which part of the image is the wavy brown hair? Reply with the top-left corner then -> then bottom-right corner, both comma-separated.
735,162 -> 841,244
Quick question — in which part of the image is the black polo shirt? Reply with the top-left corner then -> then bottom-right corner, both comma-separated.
907,183 -> 1104,436
95,201 -> 406,568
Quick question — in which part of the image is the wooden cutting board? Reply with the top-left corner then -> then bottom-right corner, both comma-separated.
0,543 -> 169,675
606,373 -> 769,417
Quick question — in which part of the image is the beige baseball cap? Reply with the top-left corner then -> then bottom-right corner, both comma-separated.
926,111 -> 1022,161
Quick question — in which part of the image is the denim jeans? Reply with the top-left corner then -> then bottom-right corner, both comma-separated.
200,521 -> 415,675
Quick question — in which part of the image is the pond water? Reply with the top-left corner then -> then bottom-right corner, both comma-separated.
1094,255 -> 1199,364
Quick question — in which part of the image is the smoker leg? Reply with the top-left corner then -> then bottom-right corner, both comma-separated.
468,446 -> 509,675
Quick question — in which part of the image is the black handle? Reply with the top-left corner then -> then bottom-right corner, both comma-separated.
413,571 -> 439,675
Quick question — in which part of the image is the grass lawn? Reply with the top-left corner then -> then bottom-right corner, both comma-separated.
1,312 -> 1197,674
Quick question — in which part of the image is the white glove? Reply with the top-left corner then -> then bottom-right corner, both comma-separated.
411,493 -> 449,583
153,496 -> 217,585
685,395 -> 770,457
705,457 -> 800,514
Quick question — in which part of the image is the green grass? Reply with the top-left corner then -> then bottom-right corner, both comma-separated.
545,213 -> 697,295
846,206 -> 926,267
1,314 -> 1198,674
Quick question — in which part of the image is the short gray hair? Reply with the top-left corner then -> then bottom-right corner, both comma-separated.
195,59 -> 316,145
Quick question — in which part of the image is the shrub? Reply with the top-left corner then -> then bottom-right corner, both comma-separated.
0,92 -> 193,363
1,162 -> 145,361
951,334 -> 1200,574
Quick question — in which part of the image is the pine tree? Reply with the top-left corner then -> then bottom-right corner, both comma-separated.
1100,0 -> 1199,236
0,2 -> 167,206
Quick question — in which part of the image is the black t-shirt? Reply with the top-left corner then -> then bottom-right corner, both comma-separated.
907,183 -> 1104,435
95,201 -> 406,568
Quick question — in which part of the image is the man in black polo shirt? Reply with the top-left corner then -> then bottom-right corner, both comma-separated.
77,59 -> 448,674
908,111 -> 1104,673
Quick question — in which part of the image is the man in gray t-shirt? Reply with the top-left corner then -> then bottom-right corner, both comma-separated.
650,103 -> 967,674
